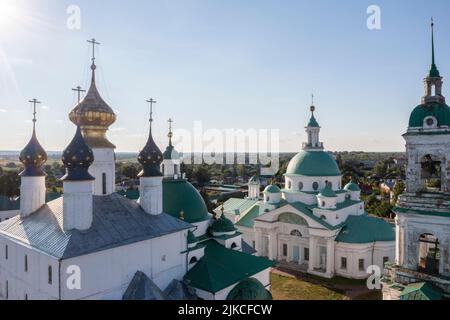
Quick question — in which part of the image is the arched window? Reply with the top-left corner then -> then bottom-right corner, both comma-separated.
290,230 -> 302,237
328,181 -> 333,188
420,155 -> 441,192
288,181 -> 292,189
161,164 -> 165,175
320,215 -> 326,220
102,173 -> 107,195
298,181 -> 303,191
312,182 -> 319,191
418,233 -> 439,275
322,201 -> 326,207
345,194 -> 351,200
231,242 -> 238,249
189,257 -> 198,265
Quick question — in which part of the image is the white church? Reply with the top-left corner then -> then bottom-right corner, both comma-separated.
382,22 -> 450,300
221,106 -> 395,279
0,41 -> 274,300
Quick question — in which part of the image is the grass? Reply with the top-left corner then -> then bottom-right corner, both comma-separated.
271,273 -> 344,300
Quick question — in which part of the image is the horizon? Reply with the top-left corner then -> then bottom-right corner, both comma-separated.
1,0 -> 450,153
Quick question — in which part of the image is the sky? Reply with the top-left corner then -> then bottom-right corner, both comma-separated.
0,0 -> 450,153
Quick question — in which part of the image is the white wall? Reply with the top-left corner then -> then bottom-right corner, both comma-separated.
60,230 -> 187,300
89,148 -> 115,196
0,236 -> 60,300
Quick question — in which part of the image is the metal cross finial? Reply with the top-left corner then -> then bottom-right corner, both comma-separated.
311,94 -> 315,106
72,86 -> 86,104
146,98 -> 157,130
87,38 -> 101,65
168,118 -> 174,137
431,18 -> 436,66
29,98 -> 41,131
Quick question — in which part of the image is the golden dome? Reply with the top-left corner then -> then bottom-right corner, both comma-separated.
69,65 -> 117,149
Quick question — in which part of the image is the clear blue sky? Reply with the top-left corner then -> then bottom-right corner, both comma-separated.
0,0 -> 449,152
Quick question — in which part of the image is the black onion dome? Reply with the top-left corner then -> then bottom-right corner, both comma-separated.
138,131 -> 163,177
19,130 -> 48,177
61,126 -> 95,181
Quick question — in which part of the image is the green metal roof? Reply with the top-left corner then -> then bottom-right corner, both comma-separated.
394,206 -> 450,218
400,282 -> 443,300
117,189 -> 140,200
236,202 -> 282,228
319,185 -> 337,198
222,198 -> 258,216
264,184 -> 280,194
307,115 -> 320,128
184,240 -> 274,293
335,214 -> 395,244
344,182 -> 361,192
162,179 -> 209,223
286,151 -> 341,177
226,278 -> 272,300
408,103 -> 450,128
210,214 -> 236,233
187,230 -> 198,244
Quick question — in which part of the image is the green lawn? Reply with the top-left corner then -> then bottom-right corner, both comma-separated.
271,274 -> 344,300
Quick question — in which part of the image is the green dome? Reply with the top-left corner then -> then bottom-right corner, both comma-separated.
210,214 -> 236,233
163,179 -> 209,223
319,184 -> 337,198
286,151 -> 341,177
187,230 -> 198,244
226,278 -> 273,301
163,144 -> 180,160
264,184 -> 280,194
409,103 -> 450,128
344,182 -> 361,192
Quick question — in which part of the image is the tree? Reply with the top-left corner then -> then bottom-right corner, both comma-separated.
0,171 -> 20,198
392,181 -> 405,204
373,160 -> 388,178
194,165 -> 211,187
200,188 -> 214,212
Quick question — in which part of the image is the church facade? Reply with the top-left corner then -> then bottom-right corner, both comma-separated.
382,22 -> 450,300
0,42 -> 273,301
221,107 -> 395,279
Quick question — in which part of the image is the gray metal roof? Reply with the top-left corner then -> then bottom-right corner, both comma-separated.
122,271 -> 166,300
163,279 -> 198,300
0,193 -> 192,259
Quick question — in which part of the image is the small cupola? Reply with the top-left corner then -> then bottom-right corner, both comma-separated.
19,99 -> 48,177
61,126 -> 95,182
263,184 -> 281,204
138,99 -> 163,177
210,210 -> 237,237
344,181 -> 361,201
317,183 -> 338,209
162,118 -> 181,179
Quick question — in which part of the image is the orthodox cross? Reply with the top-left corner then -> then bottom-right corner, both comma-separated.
146,98 -> 157,130
168,118 -> 174,141
72,86 -> 86,104
29,98 -> 41,131
87,38 -> 101,65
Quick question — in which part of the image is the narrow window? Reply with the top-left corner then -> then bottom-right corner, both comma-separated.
174,164 -> 178,174
48,266 -> 53,285
25,294 -> 28,300
6,280 -> 8,300
383,256 -> 389,266
5,245 -> 8,260
252,241 -> 256,249
283,244 -> 288,257
102,173 -> 107,195
359,259 -> 365,271
25,255 -> 28,272
341,257 -> 347,269
304,248 -> 310,261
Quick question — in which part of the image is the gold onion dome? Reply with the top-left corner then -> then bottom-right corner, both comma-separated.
19,129 -> 48,177
61,126 -> 95,181
69,64 -> 117,149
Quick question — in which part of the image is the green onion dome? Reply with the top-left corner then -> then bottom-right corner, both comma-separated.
264,184 -> 280,194
319,184 -> 337,198
226,278 -> 273,301
138,130 -> 163,177
163,179 -> 209,223
344,182 -> 361,192
210,214 -> 236,234
286,151 -> 341,177
61,126 -> 95,181
19,130 -> 48,177
163,144 -> 180,160
408,102 -> 450,128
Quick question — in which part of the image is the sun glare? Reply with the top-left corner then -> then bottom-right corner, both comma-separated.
0,0 -> 19,26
